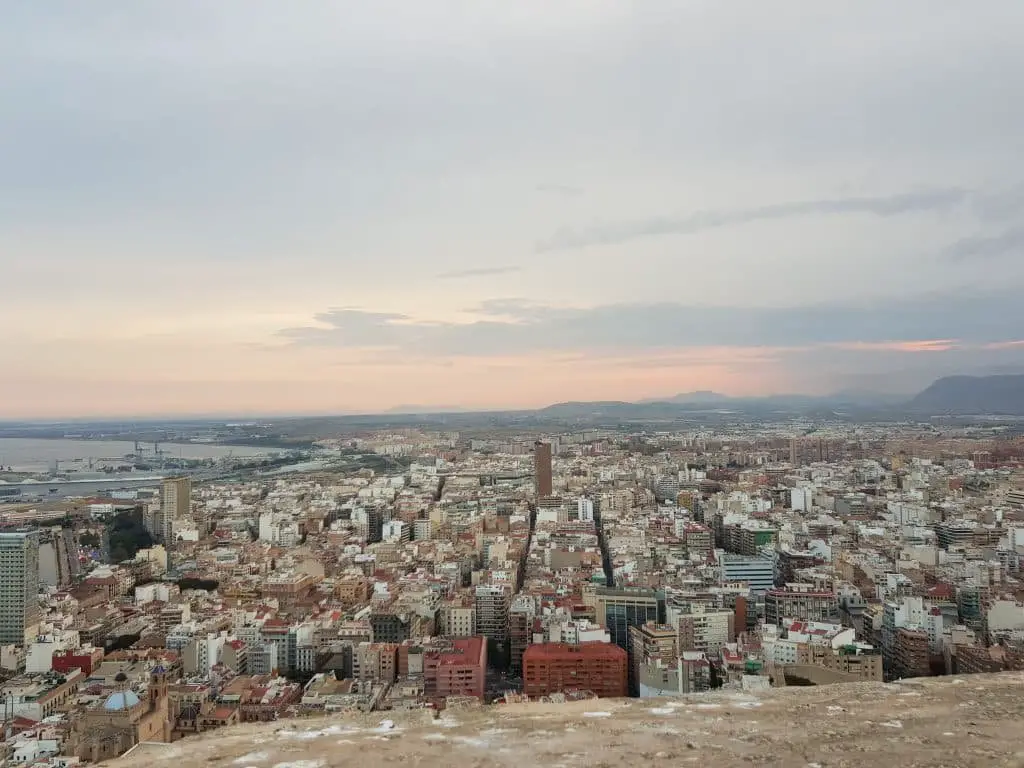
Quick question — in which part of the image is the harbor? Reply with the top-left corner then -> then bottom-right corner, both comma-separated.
0,437 -> 276,502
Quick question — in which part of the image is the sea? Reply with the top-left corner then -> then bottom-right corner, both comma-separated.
0,437 -> 267,474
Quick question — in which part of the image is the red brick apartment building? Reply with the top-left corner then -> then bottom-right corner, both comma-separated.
523,642 -> 627,698
424,636 -> 487,699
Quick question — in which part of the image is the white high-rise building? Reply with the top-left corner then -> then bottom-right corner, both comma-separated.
0,531 -> 41,645
577,497 -> 595,522
383,520 -> 410,543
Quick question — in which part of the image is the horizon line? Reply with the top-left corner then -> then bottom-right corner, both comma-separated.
0,387 -> 927,423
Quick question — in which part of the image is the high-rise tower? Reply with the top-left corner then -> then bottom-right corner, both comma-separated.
160,476 -> 192,543
0,531 -> 41,645
533,441 -> 553,498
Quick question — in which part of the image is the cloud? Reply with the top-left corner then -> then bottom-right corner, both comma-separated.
280,290 -> 1020,357
4,2 -> 1024,416
536,183 -> 584,197
972,185 -> 1024,222
277,309 -> 413,347
942,225 -> 1024,262
983,340 -> 1024,350
536,188 -> 969,252
827,340 -> 959,353
436,265 -> 523,279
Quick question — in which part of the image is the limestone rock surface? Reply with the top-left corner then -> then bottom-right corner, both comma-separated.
113,673 -> 1024,768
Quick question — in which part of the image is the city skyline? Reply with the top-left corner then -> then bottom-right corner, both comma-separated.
4,1 -> 1024,417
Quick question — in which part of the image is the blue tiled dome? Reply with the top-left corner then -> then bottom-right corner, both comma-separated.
103,690 -> 141,711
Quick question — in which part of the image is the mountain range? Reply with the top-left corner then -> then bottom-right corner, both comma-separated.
906,375 -> 1024,415
541,375 -> 1024,417
294,374 -> 1024,430
638,389 -> 908,407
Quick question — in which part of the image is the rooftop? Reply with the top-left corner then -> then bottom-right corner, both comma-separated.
430,636 -> 485,666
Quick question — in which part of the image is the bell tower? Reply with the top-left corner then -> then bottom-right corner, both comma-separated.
149,665 -> 168,707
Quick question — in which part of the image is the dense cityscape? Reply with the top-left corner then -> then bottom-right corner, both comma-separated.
5,0 -> 1024,764
0,419 -> 1022,763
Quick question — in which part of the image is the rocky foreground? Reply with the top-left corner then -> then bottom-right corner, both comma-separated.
115,673 -> 1024,768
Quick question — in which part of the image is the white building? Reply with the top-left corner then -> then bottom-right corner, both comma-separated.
383,520 -> 410,543
577,497 -> 595,522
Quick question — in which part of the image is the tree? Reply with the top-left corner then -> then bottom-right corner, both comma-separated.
709,662 -> 724,689
177,577 -> 219,592
107,510 -> 153,563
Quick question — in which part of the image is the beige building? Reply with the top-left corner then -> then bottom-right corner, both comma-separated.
161,477 -> 192,543
629,623 -> 678,689
676,605 -> 735,654
801,643 -> 883,681
441,605 -> 477,637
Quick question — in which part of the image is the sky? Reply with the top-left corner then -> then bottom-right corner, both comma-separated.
3,1 -> 1024,418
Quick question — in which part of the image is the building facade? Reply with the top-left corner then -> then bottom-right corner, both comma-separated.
161,477 -> 192,544
677,605 -> 735,654
534,441 -> 553,498
423,637 -> 487,699
720,552 -> 776,594
0,531 -> 40,645
594,587 -> 665,695
475,585 -> 511,646
523,642 -> 627,699
765,587 -> 840,626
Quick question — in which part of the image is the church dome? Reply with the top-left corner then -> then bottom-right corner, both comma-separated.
103,690 -> 141,711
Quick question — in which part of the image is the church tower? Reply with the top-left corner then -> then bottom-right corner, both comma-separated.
149,665 -> 168,708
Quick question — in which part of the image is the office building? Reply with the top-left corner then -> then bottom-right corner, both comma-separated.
596,587 -> 666,648
594,586 -> 665,694
720,551 -> 776,594
0,531 -> 41,645
523,642 -> 627,698
534,441 -> 553,498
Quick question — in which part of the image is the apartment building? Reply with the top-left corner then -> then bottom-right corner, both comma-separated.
676,604 -> 735,654
765,585 -> 840,626
423,637 -> 487,700
523,642 -> 627,699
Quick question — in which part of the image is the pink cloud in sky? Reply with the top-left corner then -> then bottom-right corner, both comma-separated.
826,339 -> 959,353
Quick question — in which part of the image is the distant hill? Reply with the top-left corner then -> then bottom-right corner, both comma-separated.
385,405 -> 474,414
907,375 -> 1024,414
538,401 -> 636,417
640,390 -> 732,405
